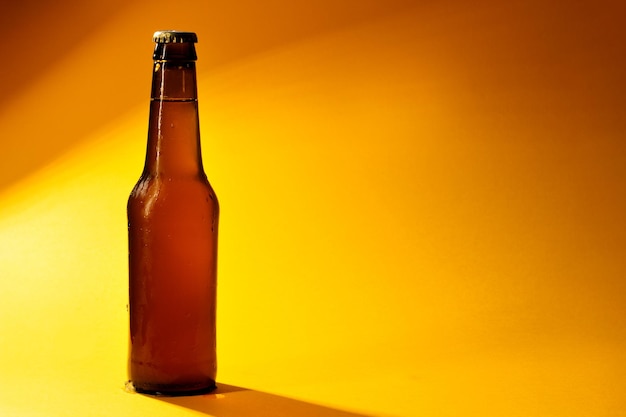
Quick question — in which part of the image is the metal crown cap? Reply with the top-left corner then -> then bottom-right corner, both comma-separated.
153,31 -> 198,44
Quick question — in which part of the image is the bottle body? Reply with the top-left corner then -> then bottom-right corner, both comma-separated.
128,32 -> 218,395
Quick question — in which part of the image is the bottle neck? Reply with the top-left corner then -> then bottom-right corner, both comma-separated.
143,54 -> 205,178
151,61 -> 198,101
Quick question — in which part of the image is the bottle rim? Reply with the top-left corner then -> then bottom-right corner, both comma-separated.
153,31 -> 198,44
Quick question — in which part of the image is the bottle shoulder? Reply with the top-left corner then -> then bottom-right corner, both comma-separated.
129,175 -> 218,204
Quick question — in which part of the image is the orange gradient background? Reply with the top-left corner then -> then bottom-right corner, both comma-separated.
1,0 -> 625,416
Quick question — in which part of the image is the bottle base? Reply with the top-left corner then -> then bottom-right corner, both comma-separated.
127,380 -> 217,396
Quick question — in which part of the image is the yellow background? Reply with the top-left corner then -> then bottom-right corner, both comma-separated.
1,0 -> 625,415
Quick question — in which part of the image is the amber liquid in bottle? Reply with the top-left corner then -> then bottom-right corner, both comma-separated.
127,31 -> 218,396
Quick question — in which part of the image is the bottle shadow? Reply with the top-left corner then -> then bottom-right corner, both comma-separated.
152,383 -> 373,417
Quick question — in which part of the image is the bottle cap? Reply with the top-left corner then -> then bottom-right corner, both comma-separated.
153,31 -> 198,44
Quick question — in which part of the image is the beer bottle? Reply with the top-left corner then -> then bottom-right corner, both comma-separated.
127,30 -> 219,396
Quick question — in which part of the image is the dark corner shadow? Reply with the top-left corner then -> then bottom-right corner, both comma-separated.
151,383 -> 376,417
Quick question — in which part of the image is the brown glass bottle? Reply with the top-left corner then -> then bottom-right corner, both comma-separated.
127,31 -> 218,396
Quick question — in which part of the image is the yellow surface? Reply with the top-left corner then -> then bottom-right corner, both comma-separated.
1,0 -> 625,416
